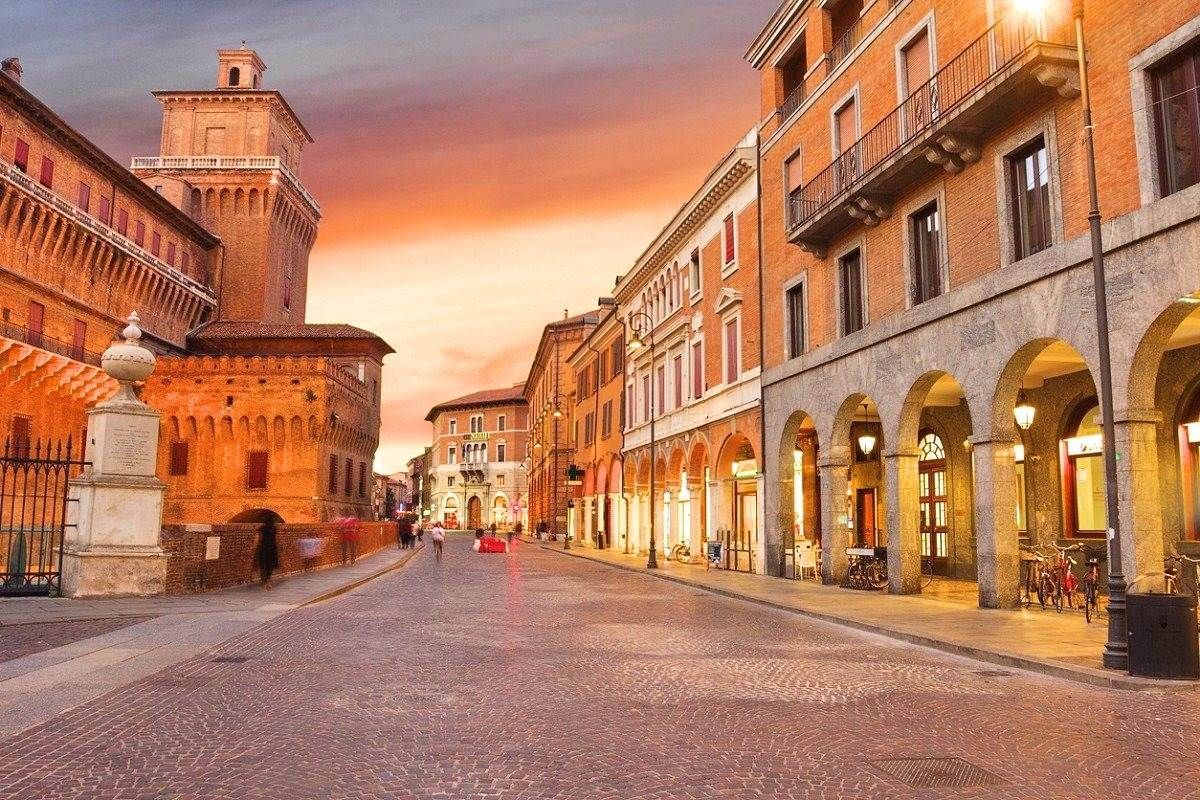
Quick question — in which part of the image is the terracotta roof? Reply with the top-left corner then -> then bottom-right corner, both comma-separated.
425,383 -> 526,421
187,321 -> 394,357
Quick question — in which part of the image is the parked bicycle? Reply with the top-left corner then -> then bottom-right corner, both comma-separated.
1080,545 -> 1105,624
844,545 -> 934,590
670,542 -> 692,564
1164,549 -> 1200,597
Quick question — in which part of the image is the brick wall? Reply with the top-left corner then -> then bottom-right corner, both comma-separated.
161,520 -> 396,594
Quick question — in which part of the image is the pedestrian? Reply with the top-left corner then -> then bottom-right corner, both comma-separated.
340,516 -> 361,564
489,522 -> 497,538
416,524 -> 425,546
430,521 -> 445,563
297,533 -> 324,572
396,514 -> 410,550
256,515 -> 280,588
507,523 -> 516,547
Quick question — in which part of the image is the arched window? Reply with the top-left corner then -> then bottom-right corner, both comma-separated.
1061,401 -> 1106,536
918,432 -> 945,461
228,66 -> 241,87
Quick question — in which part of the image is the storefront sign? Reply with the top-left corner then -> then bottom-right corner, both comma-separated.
1186,422 -> 1200,445
465,432 -> 489,442
1065,433 -> 1103,457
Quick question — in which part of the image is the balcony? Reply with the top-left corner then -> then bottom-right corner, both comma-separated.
130,155 -> 321,215
459,461 -> 490,482
786,16 -> 1077,254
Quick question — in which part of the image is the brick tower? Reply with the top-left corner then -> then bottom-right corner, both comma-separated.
132,47 -> 318,324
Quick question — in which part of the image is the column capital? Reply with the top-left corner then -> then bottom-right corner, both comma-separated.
882,447 -> 920,460
1113,407 -> 1163,424
816,456 -> 849,469
968,433 -> 1014,446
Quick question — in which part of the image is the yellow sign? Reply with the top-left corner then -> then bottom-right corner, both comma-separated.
465,432 -> 489,441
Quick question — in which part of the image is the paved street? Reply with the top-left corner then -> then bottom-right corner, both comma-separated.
1,537 -> 1198,800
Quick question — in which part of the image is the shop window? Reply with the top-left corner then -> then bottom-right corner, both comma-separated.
246,451 -> 269,490
1179,385 -> 1200,540
910,202 -> 942,305
1151,41 -> 1200,197
1061,402 -> 1106,536
169,441 -> 189,476
839,249 -> 865,335
1007,136 -> 1052,260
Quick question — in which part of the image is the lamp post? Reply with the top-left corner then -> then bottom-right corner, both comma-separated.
1020,0 -> 1126,669
582,337 -> 605,549
626,310 -> 657,569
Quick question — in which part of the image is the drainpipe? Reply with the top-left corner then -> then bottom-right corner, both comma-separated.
753,126 -> 774,576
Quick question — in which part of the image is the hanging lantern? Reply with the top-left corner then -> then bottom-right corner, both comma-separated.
855,402 -> 877,457
1013,390 -> 1036,431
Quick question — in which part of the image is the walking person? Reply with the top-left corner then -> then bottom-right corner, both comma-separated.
397,514 -> 413,550
341,516 -> 361,564
430,521 -> 445,563
256,515 -> 280,589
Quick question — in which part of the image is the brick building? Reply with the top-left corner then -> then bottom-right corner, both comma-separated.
746,0 -> 1200,606
525,311 -> 601,538
1,48 -> 390,528
566,303 -> 626,550
616,130 -> 764,571
425,385 -> 529,529
406,447 -> 432,520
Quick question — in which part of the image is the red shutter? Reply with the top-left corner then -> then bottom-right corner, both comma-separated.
725,319 -> 739,383
77,182 -> 91,212
169,441 -> 189,476
9,416 -> 32,455
181,252 -> 191,277
246,451 -> 269,490
13,138 -> 28,172
134,221 -> 145,246
39,156 -> 53,188
692,341 -> 703,398
71,319 -> 86,360
117,208 -> 129,236
723,214 -> 735,264
673,355 -> 683,408
166,242 -> 176,266
27,301 -> 44,346
150,231 -> 161,257
97,196 -> 112,225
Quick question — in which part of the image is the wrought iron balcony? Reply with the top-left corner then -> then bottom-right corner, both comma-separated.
786,15 -> 1077,254
130,155 -> 321,215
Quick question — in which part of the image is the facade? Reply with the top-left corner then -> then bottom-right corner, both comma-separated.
406,447 -> 432,520
617,130 -> 765,571
525,311 -> 601,538
747,0 -> 1200,605
566,305 -> 626,549
425,385 -> 529,529
373,471 -> 410,520
1,48 -> 390,528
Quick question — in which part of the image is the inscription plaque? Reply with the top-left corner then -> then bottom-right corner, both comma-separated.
103,417 -> 156,476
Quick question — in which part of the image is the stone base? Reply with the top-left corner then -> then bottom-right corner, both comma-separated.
60,545 -> 168,598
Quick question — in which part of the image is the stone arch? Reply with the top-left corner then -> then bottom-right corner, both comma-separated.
777,409 -> 819,577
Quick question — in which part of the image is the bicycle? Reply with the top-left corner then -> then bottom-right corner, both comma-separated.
670,542 -> 691,564
1164,550 -> 1200,597
1080,546 -> 1104,624
1049,543 -> 1082,611
1019,545 -> 1044,608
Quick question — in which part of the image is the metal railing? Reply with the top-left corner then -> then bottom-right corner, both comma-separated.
130,155 -> 322,214
0,319 -> 106,367
788,15 -> 1066,230
827,18 -> 863,71
0,161 -> 217,304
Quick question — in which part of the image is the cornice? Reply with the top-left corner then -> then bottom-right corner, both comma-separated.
745,0 -> 811,69
152,90 -> 314,145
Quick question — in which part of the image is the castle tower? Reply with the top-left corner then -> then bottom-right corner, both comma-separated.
131,48 -> 319,324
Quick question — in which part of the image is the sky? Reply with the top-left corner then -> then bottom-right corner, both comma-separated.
6,0 -> 778,472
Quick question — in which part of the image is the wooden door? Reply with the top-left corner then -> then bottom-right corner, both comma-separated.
919,460 -> 949,574
856,487 -> 877,547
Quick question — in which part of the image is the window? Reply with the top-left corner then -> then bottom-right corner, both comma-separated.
116,208 -> 129,236
598,351 -> 608,386
169,441 -> 189,476
449,419 -> 457,435
584,412 -> 595,445
228,66 -> 241,87
497,443 -> 506,462
723,214 -> 736,265
13,138 -> 28,172
839,249 -> 865,335
447,476 -> 455,487
470,414 -> 483,433
10,416 -> 31,456
97,195 -> 112,226
71,319 -> 86,360
602,400 -> 612,438
673,355 -> 683,409
134,221 -> 145,247
39,156 -> 53,188
691,340 -> 703,399
642,375 -> 651,422
328,455 -> 338,493
688,249 -> 701,297
246,451 -> 269,490
1151,42 -> 1200,196
150,231 -> 161,258
359,463 -> 367,497
626,385 -> 634,428
1063,403 -> 1107,536
611,339 -> 624,376
1008,137 -> 1052,260
778,34 -> 808,106
900,29 -> 933,130
344,457 -> 352,496
181,252 -> 191,277
834,98 -> 859,188
497,474 -> 506,487
448,446 -> 457,464
910,202 -> 943,305
77,182 -> 91,212
166,242 -> 176,267
1014,443 -> 1028,534
656,365 -> 666,415
498,415 -> 506,431
785,150 -> 803,203
786,281 -> 806,358
724,319 -> 740,384
26,300 -> 44,347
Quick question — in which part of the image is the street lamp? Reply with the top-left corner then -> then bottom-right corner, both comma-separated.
1018,0 -> 1127,670
626,310 -> 657,569
1014,390 -> 1036,431
855,402 -> 877,458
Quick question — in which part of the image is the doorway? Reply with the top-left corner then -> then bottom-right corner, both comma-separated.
467,496 -> 482,529
918,431 -> 949,574
856,487 -> 878,547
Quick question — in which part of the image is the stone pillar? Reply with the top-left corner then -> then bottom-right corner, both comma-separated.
755,474 -> 767,575
582,497 -> 593,546
62,314 -> 168,598
763,449 -> 786,577
688,480 -> 704,555
614,493 -> 628,553
817,454 -> 851,584
884,448 -> 922,594
1115,409 -> 1166,585
972,435 -> 1020,608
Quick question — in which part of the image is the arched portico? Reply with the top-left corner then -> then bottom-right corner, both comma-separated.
714,433 -> 761,573
775,410 -> 820,580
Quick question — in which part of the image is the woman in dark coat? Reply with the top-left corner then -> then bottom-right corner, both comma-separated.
257,516 -> 281,588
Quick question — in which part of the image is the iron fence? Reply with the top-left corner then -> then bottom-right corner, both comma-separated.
0,436 -> 88,596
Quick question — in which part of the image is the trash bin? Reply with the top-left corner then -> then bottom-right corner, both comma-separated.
1126,592 -> 1199,680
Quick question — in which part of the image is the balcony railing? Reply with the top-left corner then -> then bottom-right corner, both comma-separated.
827,18 -> 862,71
0,161 -> 217,304
0,319 -> 105,367
130,155 -> 321,215
787,15 -> 1076,247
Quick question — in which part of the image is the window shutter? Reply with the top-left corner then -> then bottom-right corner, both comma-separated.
344,458 -> 352,495
98,196 -> 112,226
13,139 -> 29,172
151,231 -> 161,257
134,221 -> 145,246
10,416 -> 32,455
117,208 -> 129,236
724,215 -> 735,264
328,455 -> 338,494
247,451 -> 269,490
77,182 -> 91,212
39,156 -> 53,188
725,319 -> 738,383
72,319 -> 87,360
169,441 -> 189,476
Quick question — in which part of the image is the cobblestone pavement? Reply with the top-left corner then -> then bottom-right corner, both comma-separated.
0,537 -> 1198,800
0,617 -> 153,663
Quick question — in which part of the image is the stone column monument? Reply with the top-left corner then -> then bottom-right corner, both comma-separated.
61,313 -> 168,597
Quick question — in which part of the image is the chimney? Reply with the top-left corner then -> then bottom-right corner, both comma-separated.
1,57 -> 23,84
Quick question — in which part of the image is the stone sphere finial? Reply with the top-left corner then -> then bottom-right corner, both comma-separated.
101,311 -> 157,402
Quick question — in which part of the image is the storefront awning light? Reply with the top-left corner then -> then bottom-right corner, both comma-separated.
857,432 -> 877,457
1013,390 -> 1036,431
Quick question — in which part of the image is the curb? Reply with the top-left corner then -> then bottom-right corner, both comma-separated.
546,546 -> 1197,693
303,545 -> 423,606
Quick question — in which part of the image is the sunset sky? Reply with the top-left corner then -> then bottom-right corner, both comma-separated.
8,0 -> 778,471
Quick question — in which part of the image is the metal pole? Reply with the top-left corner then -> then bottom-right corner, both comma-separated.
1073,2 -> 1126,670
647,330 -> 658,569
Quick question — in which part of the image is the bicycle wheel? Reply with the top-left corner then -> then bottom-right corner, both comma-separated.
920,557 -> 934,590
867,561 -> 888,590
1037,574 -> 1051,609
